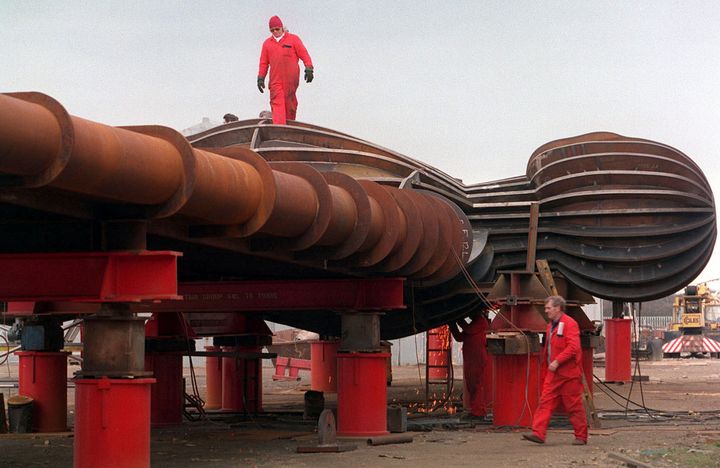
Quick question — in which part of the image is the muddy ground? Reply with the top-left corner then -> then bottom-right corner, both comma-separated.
1,358 -> 720,467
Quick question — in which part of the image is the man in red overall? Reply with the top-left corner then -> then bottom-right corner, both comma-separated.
257,16 -> 314,125
523,295 -> 588,445
450,311 -> 489,417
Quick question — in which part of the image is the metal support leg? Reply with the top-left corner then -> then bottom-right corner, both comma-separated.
604,315 -> 632,383
204,345 -> 223,410
337,313 -> 389,437
487,333 -> 542,427
74,304 -> 155,468
311,340 -> 339,393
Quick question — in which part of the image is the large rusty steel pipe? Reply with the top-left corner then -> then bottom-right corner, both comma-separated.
178,149 -> 263,225
54,116 -> 184,204
0,93 -> 62,176
317,184 -> 357,246
261,171 -> 318,237
0,92 -> 472,284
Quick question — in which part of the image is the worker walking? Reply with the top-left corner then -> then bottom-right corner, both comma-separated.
523,295 -> 588,445
450,311 -> 490,418
257,15 -> 314,125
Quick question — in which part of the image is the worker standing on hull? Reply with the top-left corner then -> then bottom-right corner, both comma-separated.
450,311 -> 489,418
523,295 -> 588,445
257,15 -> 314,125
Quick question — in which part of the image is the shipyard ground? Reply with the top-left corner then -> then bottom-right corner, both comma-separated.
2,359 -> 720,467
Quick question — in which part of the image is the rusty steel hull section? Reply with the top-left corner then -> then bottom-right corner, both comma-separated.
0,92 -> 716,338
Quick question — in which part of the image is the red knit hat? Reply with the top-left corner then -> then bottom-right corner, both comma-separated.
269,16 -> 283,29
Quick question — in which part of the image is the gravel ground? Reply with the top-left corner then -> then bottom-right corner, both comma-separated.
1,358 -> 719,467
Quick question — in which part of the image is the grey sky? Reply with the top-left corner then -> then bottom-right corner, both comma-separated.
3,0 -> 720,284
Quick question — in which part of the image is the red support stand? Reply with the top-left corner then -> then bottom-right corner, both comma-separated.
144,352 -> 184,426
221,346 -> 262,413
310,340 -> 339,393
204,346 -> 223,410
484,352 -> 494,412
491,353 -> 543,427
336,352 -> 390,437
16,351 -> 69,432
604,318 -> 632,382
74,377 -> 155,468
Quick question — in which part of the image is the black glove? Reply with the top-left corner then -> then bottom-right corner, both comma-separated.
257,77 -> 265,93
304,67 -> 314,83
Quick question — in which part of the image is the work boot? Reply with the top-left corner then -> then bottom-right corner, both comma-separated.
522,434 -> 544,444
572,438 -> 587,445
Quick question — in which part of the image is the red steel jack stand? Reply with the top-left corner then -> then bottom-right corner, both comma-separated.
75,308 -> 156,468
310,340 -> 339,393
486,271 -> 548,427
491,352 -> 543,427
221,346 -> 262,413
144,352 -> 184,426
0,249 -> 179,468
204,345 -> 223,409
336,313 -> 389,437
74,377 -> 155,468
604,317 -> 632,382
336,352 -> 390,436
16,351 -> 69,432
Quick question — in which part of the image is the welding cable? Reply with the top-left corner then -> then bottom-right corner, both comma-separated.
624,302 -> 638,417
450,247 -> 533,425
629,302 -> 655,419
592,373 -> 662,413
181,315 -> 260,428
176,312 -> 208,422
591,374 -> 634,409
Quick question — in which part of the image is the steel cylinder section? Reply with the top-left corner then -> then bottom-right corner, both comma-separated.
259,169 -> 319,237
144,353 -> 183,426
178,148 -> 263,224
604,318 -> 632,382
52,117 -> 184,204
0,92 -> 472,284
221,346 -> 262,413
0,94 -> 62,176
310,340 -> 339,393
336,352 -> 390,437
204,346 -> 223,410
74,377 -> 154,468
492,353 -> 543,427
16,351 -> 69,432
317,184 -> 357,245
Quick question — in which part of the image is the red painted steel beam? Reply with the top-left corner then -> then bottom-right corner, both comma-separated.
172,278 -> 405,312
0,251 -> 180,302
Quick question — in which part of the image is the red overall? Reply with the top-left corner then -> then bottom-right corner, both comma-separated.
258,33 -> 313,125
454,317 -> 489,417
531,313 -> 588,442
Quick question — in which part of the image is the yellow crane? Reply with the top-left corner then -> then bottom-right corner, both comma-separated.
663,280 -> 720,357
